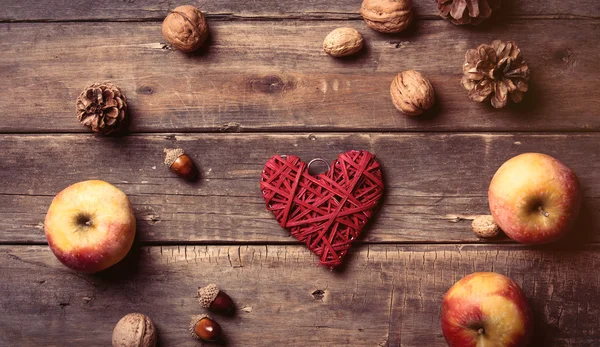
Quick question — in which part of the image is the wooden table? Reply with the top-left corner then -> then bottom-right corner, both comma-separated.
1,1 -> 599,346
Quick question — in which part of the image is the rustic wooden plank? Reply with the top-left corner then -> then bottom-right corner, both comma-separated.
1,0 -> 598,21
1,20 -> 599,132
0,244 -> 598,346
0,133 -> 598,244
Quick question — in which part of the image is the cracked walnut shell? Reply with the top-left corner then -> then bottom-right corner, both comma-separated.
360,0 -> 413,33
162,5 -> 209,52
323,27 -> 364,57
472,215 -> 500,238
390,70 -> 435,116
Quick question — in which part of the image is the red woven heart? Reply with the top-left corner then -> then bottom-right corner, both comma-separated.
260,150 -> 384,268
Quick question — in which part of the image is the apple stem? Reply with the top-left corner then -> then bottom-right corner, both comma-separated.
477,328 -> 484,335
538,206 -> 550,217
85,220 -> 93,226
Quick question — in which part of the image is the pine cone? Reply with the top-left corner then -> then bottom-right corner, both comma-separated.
436,0 -> 501,25
76,82 -> 127,134
461,40 -> 530,109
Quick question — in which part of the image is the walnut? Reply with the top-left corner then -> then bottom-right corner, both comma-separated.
112,313 -> 157,347
390,70 -> 435,116
162,5 -> 208,52
471,215 -> 500,238
323,27 -> 364,57
360,0 -> 413,33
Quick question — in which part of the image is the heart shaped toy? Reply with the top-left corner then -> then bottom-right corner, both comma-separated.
260,150 -> 384,268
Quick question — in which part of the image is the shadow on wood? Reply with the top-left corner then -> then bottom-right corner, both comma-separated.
557,198 -> 598,248
93,232 -> 143,284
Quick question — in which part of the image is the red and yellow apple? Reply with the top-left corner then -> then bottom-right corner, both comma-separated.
44,180 -> 136,273
488,153 -> 581,244
441,272 -> 532,347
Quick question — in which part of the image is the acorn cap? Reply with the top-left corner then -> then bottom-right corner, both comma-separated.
163,148 -> 185,167
189,314 -> 210,340
198,283 -> 220,308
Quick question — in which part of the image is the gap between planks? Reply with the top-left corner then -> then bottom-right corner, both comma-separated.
1,14 -> 598,23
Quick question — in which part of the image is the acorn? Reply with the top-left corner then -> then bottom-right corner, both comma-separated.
189,314 -> 222,342
198,283 -> 235,314
163,148 -> 198,180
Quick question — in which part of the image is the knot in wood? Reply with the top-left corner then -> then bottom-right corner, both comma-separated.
248,75 -> 288,94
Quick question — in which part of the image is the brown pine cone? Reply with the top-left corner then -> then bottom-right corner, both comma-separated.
76,82 -> 127,134
461,40 -> 530,108
436,0 -> 501,25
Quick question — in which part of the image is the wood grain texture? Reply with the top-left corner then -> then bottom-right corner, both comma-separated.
1,20 -> 599,133
1,244 -> 599,346
1,0 -> 598,21
1,133 -> 598,244
2,0 -> 599,345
